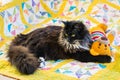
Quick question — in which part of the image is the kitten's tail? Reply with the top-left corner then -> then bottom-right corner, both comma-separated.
7,45 -> 40,74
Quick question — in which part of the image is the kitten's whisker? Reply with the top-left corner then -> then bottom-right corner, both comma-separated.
76,45 -> 79,49
59,29 -> 91,53
70,44 -> 72,49
79,45 -> 90,50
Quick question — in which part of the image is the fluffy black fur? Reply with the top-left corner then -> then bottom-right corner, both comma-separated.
7,21 -> 112,74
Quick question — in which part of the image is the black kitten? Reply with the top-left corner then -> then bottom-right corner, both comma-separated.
7,21 -> 112,74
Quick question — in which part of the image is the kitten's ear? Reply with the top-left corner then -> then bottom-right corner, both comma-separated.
61,21 -> 67,25
74,24 -> 80,29
79,22 -> 86,27
75,22 -> 86,29
79,22 -> 85,27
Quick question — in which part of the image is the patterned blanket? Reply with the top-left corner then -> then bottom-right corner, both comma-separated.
0,0 -> 120,80
0,49 -> 120,80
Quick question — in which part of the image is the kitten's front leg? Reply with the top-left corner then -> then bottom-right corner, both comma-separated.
92,55 -> 113,63
77,51 -> 113,63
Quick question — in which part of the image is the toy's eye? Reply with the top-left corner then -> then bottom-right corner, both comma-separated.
98,43 -> 101,48
99,43 -> 101,46
105,45 -> 107,50
105,45 -> 107,47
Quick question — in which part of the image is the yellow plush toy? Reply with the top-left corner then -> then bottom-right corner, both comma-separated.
90,37 -> 111,56
89,23 -> 114,56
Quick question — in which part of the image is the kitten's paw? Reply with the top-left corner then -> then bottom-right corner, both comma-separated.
96,55 -> 112,63
38,57 -> 46,68
111,56 -> 115,62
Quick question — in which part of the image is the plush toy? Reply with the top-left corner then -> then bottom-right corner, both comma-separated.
90,37 -> 111,56
89,23 -> 115,56
90,23 -> 107,41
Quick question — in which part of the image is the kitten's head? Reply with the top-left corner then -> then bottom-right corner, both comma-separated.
59,21 -> 93,53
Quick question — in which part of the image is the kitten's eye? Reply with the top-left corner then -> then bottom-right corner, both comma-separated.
65,33 -> 68,36
71,34 -> 75,37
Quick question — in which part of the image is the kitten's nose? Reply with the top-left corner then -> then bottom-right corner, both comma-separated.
66,38 -> 70,43
67,38 -> 73,44
66,38 -> 70,42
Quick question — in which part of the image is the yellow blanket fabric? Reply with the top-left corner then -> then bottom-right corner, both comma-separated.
0,0 -> 120,80
0,59 -> 78,80
90,47 -> 120,80
0,47 -> 120,80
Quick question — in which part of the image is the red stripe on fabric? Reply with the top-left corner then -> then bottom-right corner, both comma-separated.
91,31 -> 106,36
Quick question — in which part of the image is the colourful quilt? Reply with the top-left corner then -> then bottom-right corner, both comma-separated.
0,0 -> 120,80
